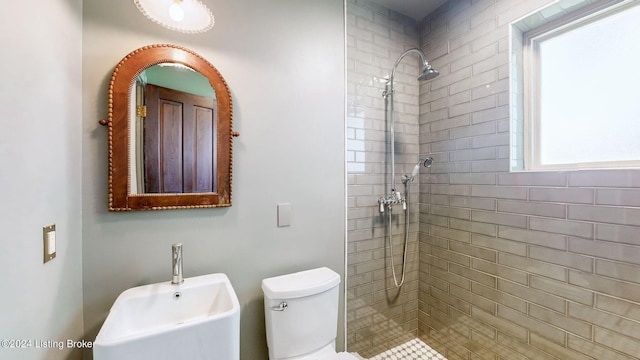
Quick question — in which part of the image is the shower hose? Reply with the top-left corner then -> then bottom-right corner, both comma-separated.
388,181 -> 410,288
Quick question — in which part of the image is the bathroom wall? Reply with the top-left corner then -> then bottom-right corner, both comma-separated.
418,0 -> 640,359
0,1 -> 84,360
82,0 -> 345,359
346,0 -> 423,356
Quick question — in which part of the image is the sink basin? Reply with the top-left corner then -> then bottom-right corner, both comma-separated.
93,273 -> 240,360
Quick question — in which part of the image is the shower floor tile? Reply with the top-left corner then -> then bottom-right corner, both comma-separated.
368,338 -> 446,360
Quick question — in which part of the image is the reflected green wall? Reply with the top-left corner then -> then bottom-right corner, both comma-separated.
143,64 -> 216,98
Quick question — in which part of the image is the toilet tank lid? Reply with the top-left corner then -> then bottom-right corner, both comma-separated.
262,267 -> 340,299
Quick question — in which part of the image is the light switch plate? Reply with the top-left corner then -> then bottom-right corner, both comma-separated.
277,203 -> 292,227
43,224 -> 56,263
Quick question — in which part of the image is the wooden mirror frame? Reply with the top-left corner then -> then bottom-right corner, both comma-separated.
105,44 -> 235,211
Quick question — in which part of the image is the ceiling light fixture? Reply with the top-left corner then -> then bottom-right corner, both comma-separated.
134,0 -> 214,34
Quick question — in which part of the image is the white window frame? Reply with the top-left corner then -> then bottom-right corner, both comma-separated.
510,0 -> 640,171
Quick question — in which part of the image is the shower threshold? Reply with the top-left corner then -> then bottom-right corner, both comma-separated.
368,338 -> 446,360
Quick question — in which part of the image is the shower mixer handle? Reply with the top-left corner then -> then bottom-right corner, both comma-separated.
378,192 -> 406,213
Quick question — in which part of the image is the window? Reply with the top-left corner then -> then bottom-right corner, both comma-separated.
510,0 -> 640,171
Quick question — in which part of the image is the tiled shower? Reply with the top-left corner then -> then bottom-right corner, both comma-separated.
347,0 -> 640,359
347,0 -> 422,355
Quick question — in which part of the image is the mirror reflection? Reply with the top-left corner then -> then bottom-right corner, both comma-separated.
129,63 -> 218,194
105,44 -> 234,211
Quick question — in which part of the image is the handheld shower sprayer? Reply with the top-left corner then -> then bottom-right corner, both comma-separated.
411,164 -> 420,177
406,157 -> 434,183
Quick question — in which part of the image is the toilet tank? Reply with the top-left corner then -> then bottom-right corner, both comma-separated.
262,267 -> 341,359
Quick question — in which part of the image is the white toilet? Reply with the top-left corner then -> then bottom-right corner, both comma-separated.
262,267 -> 360,360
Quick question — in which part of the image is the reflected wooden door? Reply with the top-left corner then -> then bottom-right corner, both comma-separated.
144,84 -> 217,193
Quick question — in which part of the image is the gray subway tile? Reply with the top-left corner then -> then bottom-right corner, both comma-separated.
529,333 -> 591,360
498,172 -> 567,186
569,237 -> 640,266
432,246 -> 471,267
596,294 -> 640,323
471,185 -> 528,199
498,226 -> 567,250
449,262 -> 497,287
596,223 -> 640,246
498,253 -> 567,282
430,225 -> 470,243
450,196 -> 497,210
497,305 -> 566,345
432,184 -> 471,196
470,132 -> 509,148
596,260 -> 640,284
569,170 -> 640,188
471,159 -> 510,173
596,188 -> 640,207
430,205 -> 471,220
568,334 -> 637,360
451,218 -> 497,236
594,327 -> 640,358
497,199 -> 566,218
451,239 -> 497,262
450,39 -> 498,71
451,284 -> 497,314
569,271 -> 640,304
430,285 -> 472,315
471,233 -> 527,256
450,95 -> 497,118
569,205 -> 640,227
530,187 -> 594,204
569,301 -> 640,338
472,282 -> 527,313
450,173 -> 498,185
497,279 -> 565,313
529,217 -> 593,239
471,210 -> 528,228
472,258 -> 528,285
529,304 -> 591,339
530,275 -> 594,306
450,121 -> 496,139
471,104 -> 509,124
494,333 -> 545,360
529,246 -> 593,273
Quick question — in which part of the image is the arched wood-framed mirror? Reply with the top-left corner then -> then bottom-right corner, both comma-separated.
104,44 -> 237,211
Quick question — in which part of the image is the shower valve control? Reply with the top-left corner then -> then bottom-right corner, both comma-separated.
378,193 -> 406,213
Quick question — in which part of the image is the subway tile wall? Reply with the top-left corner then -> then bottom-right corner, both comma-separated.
418,0 -> 640,359
346,0 -> 423,356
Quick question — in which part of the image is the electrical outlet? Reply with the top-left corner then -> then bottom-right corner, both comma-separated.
43,224 -> 56,263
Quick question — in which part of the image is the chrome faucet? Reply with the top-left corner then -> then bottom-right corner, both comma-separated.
171,243 -> 184,285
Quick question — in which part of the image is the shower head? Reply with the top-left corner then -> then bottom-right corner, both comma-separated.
418,65 -> 439,81
411,157 -> 434,177
389,48 -> 439,86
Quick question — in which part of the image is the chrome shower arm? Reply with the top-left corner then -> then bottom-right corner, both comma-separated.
388,48 -> 429,89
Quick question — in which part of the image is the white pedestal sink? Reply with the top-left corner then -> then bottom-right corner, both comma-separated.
93,273 -> 240,360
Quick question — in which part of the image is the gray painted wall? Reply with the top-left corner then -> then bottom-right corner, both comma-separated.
82,0 -> 345,359
0,0 -> 84,359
